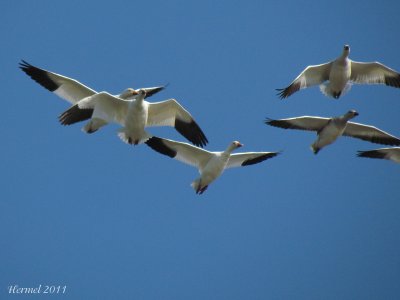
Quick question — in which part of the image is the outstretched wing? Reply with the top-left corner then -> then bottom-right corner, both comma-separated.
145,136 -> 211,170
147,99 -> 208,147
265,116 -> 330,132
344,122 -> 400,146
350,61 -> 400,87
226,152 -> 280,169
277,62 -> 332,99
59,92 -> 128,125
19,60 -> 97,104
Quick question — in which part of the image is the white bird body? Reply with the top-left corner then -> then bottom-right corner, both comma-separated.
311,111 -> 355,153
145,137 -> 280,194
192,147 -> 234,192
117,92 -> 151,145
72,89 -> 208,146
321,53 -> 352,98
266,110 -> 400,154
312,121 -> 343,152
277,45 -> 400,99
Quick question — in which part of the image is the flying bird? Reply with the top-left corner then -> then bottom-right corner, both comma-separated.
20,60 -> 207,147
357,147 -> 400,163
277,45 -> 400,99
19,60 -> 165,124
145,137 -> 280,194
265,110 -> 400,154
63,89 -> 208,147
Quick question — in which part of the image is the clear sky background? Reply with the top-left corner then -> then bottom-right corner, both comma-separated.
2,1 -> 400,299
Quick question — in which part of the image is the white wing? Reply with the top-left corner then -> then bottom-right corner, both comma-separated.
147,99 -> 208,147
60,92 -> 129,125
277,62 -> 332,99
20,60 -> 97,104
266,116 -> 330,132
343,122 -> 400,146
350,61 -> 400,87
145,137 -> 212,170
226,152 -> 280,169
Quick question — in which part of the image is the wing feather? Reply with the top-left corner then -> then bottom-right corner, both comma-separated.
59,92 -> 128,125
145,137 -> 211,169
19,60 -> 97,104
350,61 -> 400,87
277,62 -> 332,99
343,122 -> 400,146
147,99 -> 208,147
265,116 -> 330,132
357,147 -> 400,162
226,152 -> 280,169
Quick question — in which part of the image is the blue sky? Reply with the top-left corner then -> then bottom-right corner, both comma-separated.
2,0 -> 400,299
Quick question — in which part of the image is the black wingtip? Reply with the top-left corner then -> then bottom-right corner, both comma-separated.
356,151 -> 365,158
276,88 -> 287,99
385,73 -> 400,88
19,59 -> 29,68
357,150 -> 386,159
144,85 -> 168,98
264,118 -> 285,128
241,152 -> 281,166
145,136 -> 177,158
19,59 -> 33,72
19,60 -> 59,92
58,105 -> 93,125
264,117 -> 274,125
175,119 -> 208,148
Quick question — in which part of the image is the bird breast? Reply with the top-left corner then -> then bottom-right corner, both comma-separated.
318,121 -> 346,144
329,60 -> 351,89
200,154 -> 228,181
126,102 -> 148,129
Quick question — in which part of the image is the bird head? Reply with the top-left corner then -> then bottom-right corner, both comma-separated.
233,141 -> 243,148
138,89 -> 147,96
343,44 -> 350,56
119,88 -> 139,99
344,109 -> 359,120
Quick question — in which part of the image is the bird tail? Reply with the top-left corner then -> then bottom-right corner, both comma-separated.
310,143 -> 320,155
319,82 -> 352,99
191,179 -> 208,194
117,128 -> 152,145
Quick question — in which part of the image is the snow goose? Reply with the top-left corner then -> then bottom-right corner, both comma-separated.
19,60 -> 166,123
277,45 -> 400,99
60,89 -> 208,147
357,147 -> 400,163
265,110 -> 400,154
145,136 -> 280,194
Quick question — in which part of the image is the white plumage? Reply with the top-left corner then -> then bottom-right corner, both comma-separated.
266,110 -> 400,154
277,45 -> 400,99
146,137 -> 280,194
20,60 -> 207,147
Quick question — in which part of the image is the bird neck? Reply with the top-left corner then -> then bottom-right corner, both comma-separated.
224,144 -> 237,154
131,95 -> 145,108
118,90 -> 134,99
341,50 -> 350,59
341,112 -> 355,121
